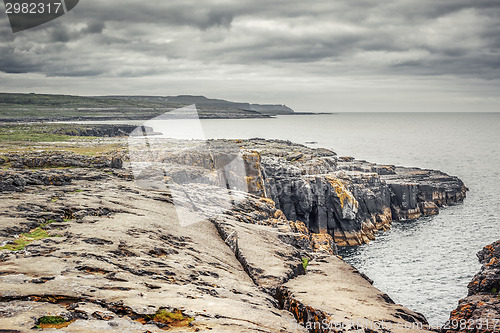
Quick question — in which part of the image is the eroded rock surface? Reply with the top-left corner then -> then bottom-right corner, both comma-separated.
128,138 -> 467,246
252,140 -> 466,246
0,139 -> 449,332
0,172 -> 307,332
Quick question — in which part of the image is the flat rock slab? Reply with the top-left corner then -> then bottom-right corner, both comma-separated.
283,255 -> 432,333
0,174 -> 304,332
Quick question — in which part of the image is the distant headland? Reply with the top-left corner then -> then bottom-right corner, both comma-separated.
0,93 -> 300,122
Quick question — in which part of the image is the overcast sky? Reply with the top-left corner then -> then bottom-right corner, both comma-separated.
1,0 -> 499,112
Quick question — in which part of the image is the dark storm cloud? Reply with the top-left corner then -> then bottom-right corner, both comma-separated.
51,27 -> 72,42
0,0 -> 499,80
81,21 -> 105,34
78,1 -> 236,30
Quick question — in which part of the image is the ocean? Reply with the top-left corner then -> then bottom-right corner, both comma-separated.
78,112 -> 500,326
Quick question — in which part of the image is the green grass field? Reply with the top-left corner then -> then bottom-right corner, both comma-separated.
0,124 -> 75,142
0,93 -> 266,121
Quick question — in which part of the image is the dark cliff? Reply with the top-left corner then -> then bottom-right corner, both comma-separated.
126,138 -> 467,247
245,140 -> 466,246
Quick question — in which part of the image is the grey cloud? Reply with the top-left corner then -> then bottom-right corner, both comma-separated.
51,27 -> 72,42
46,68 -> 104,77
77,1 -> 236,30
81,21 -> 105,34
0,0 -> 499,81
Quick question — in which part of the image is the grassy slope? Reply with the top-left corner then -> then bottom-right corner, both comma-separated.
0,124 -> 74,142
0,93 -> 172,119
0,93 -> 267,120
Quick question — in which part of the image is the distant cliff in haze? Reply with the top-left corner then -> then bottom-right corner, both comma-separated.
165,95 -> 295,115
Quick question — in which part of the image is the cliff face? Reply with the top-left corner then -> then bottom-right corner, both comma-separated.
234,140 -> 465,246
164,95 -> 295,115
445,241 -> 500,333
248,104 -> 295,115
249,140 -> 466,246
150,139 -> 466,247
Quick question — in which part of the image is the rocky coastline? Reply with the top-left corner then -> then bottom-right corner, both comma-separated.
0,136 -> 483,332
127,138 -> 467,247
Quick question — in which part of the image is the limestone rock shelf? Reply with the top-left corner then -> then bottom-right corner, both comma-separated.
0,139 -> 467,332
